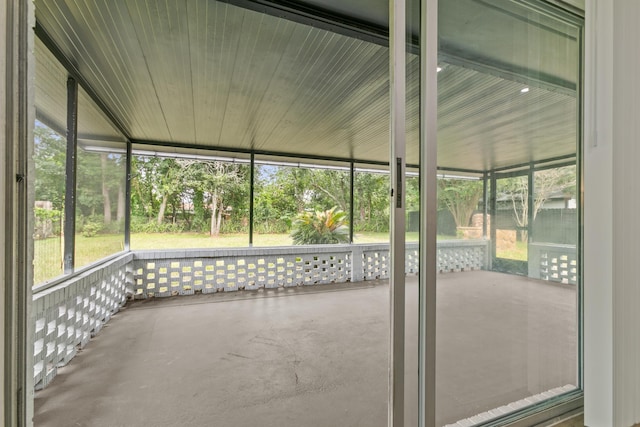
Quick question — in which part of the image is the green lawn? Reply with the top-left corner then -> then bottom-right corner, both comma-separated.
496,240 -> 528,261
34,231 -> 450,285
34,234 -> 125,285
130,231 -> 422,249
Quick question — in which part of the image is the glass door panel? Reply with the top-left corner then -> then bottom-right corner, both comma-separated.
435,1 -> 582,425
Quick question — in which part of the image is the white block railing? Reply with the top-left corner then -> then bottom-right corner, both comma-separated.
32,240 -> 490,390
131,246 -> 354,297
32,253 -> 133,390
131,240 -> 490,298
528,243 -> 578,285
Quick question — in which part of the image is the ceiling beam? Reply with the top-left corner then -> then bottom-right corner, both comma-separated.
221,0 -> 391,47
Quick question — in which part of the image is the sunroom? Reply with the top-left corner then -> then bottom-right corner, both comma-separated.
29,0 -> 583,426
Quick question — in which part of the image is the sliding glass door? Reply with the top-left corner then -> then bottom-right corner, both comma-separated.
430,1 -> 582,425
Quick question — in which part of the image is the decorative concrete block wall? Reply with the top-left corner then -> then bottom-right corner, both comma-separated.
32,254 -> 133,390
528,243 -> 578,285
131,241 -> 491,299
131,246 -> 353,297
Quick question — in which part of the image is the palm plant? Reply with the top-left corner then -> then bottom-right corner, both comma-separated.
290,207 -> 349,245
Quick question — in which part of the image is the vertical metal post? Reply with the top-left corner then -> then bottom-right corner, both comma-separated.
482,172 -> 488,238
490,171 -> 497,264
249,152 -> 255,247
389,0 -> 406,421
124,141 -> 132,251
350,161 -> 355,243
527,163 -> 534,244
419,0 -> 437,425
63,77 -> 78,274
576,22 -> 584,393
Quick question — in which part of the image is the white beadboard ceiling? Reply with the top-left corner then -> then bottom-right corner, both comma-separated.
34,0 -> 582,171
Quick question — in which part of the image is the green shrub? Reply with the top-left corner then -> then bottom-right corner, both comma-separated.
34,207 -> 62,239
290,207 -> 349,245
131,217 -> 188,233
81,221 -> 103,238
254,218 -> 291,234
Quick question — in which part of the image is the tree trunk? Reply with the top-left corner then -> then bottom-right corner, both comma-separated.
217,204 -> 223,235
157,194 -> 168,225
210,192 -> 219,236
116,183 -> 125,222
101,154 -> 112,224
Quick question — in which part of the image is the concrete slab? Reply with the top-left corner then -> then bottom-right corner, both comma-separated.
34,271 -> 577,427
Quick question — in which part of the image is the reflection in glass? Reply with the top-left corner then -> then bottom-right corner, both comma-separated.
438,176 -> 484,240
405,174 -> 420,243
353,170 -> 390,243
436,1 -> 581,425
74,87 -> 127,268
34,37 -> 69,285
33,122 -> 66,284
495,174 -> 529,273
74,148 -> 126,267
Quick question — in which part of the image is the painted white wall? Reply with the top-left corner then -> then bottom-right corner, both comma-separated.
586,0 -> 640,425
611,1 -> 640,425
585,1 -> 614,425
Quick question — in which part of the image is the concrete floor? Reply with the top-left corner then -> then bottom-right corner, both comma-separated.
33,271 -> 577,427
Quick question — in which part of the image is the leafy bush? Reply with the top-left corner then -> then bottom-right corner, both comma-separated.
81,221 -> 103,238
218,215 -> 251,234
192,218 -> 210,234
130,216 -> 185,233
34,207 -> 62,239
103,219 -> 124,234
254,217 -> 291,234
130,216 -> 150,233
290,207 -> 349,245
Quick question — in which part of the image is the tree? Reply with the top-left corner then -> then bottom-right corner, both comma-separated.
100,153 -> 112,223
33,122 -> 66,239
438,179 -> 483,228
354,172 -> 389,232
154,159 -> 183,225
181,160 -> 246,237
254,166 -> 313,233
500,176 -> 528,238
500,166 -> 576,241
76,151 -> 103,218
34,123 -> 66,210
533,166 -> 577,219
75,149 -> 125,227
306,169 -> 350,212
406,175 -> 420,212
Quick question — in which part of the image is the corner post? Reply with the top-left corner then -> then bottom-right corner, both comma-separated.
249,152 -> 255,247
63,77 -> 78,274
350,161 -> 355,243
124,141 -> 132,251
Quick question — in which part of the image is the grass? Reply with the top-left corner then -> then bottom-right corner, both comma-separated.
34,234 -> 125,285
496,240 -> 528,261
129,231 -> 423,249
34,231 -> 454,285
